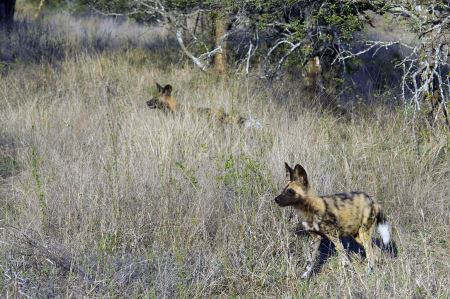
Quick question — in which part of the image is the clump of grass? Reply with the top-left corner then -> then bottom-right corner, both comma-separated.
0,13 -> 449,299
0,139 -> 18,179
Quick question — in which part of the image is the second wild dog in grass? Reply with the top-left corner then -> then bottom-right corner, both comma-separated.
146,83 -> 177,113
274,163 -> 390,278
146,82 -> 247,125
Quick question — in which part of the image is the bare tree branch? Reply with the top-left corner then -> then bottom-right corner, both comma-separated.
175,29 -> 208,71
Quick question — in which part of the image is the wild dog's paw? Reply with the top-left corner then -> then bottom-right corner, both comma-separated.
300,264 -> 313,279
340,256 -> 352,269
300,270 -> 311,279
366,262 -> 374,273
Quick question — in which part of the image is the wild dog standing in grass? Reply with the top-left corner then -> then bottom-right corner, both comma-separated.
274,163 -> 390,278
146,82 -> 253,126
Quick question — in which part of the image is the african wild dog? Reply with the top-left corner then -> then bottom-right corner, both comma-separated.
274,163 -> 390,278
146,82 -> 249,125
146,83 -> 177,113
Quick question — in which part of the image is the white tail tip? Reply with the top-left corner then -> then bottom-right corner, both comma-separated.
377,223 -> 390,245
245,119 -> 262,129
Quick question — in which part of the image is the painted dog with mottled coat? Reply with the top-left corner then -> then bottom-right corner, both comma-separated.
146,82 -> 247,125
274,163 -> 390,278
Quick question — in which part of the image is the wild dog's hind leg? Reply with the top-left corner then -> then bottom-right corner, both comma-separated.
301,234 -> 322,279
355,226 -> 376,271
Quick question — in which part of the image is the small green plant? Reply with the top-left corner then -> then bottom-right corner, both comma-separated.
174,161 -> 198,189
30,146 -> 48,233
104,98 -> 124,222
97,232 -> 120,254
0,151 -> 18,178
216,153 -> 272,198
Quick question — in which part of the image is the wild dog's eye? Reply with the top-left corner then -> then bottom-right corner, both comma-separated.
287,189 -> 295,195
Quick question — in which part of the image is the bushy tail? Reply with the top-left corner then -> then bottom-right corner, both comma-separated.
376,207 -> 390,246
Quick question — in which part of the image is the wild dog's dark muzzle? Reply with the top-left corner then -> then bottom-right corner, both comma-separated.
274,195 -> 284,206
146,99 -> 158,109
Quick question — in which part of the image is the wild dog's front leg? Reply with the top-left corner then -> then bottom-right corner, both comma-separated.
301,234 -> 322,279
302,220 -> 320,232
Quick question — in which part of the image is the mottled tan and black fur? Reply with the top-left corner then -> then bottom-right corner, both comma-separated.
146,83 -> 178,113
146,82 -> 247,125
274,163 -> 390,278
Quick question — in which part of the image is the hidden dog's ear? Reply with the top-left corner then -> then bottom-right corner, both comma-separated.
156,82 -> 163,93
162,84 -> 172,96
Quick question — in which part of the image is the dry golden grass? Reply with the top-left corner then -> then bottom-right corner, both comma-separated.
1,14 -> 449,299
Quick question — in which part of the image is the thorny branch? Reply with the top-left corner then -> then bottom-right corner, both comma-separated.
175,27 -> 226,71
333,40 -> 413,64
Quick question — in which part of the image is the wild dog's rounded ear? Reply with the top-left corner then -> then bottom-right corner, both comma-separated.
285,162 -> 293,181
156,82 -> 163,92
162,85 -> 172,96
293,164 -> 308,186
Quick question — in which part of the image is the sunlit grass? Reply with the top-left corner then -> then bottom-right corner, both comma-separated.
0,12 -> 449,298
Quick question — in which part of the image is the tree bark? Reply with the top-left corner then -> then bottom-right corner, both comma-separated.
213,13 -> 227,76
0,0 -> 16,31
35,0 -> 46,19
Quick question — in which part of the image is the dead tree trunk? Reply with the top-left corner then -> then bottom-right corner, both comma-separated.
0,0 -> 16,31
420,30 -> 450,131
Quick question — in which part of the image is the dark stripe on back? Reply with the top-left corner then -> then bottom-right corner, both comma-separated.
323,200 -> 337,225
333,193 -> 353,200
350,191 -> 372,199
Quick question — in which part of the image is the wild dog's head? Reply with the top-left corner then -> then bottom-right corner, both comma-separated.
146,82 -> 177,112
274,163 -> 310,207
